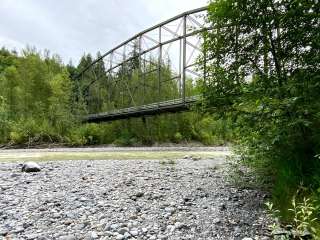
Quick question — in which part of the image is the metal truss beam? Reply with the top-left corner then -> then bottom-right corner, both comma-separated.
75,6 -> 209,121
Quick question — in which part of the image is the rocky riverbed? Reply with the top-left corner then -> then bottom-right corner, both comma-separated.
0,150 -> 271,240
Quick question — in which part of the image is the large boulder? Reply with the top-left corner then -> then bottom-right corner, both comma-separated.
21,162 -> 41,173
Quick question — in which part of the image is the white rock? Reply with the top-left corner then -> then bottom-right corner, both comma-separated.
174,222 -> 185,229
118,227 -> 128,234
213,218 -> 221,224
21,162 -> 41,172
111,224 -> 119,230
166,225 -> 175,233
130,230 -> 138,236
89,231 -> 98,239
104,231 -> 113,236
124,232 -> 131,238
115,234 -> 125,240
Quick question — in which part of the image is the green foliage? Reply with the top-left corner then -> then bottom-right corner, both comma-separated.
202,0 -> 320,232
266,193 -> 320,239
68,123 -> 103,145
9,118 -> 64,145
289,195 -> 318,236
173,132 -> 183,143
193,114 -> 233,145
0,96 -> 10,142
113,128 -> 136,146
0,48 -> 74,145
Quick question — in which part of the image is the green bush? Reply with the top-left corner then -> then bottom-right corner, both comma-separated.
0,96 -> 10,143
68,123 -> 107,145
193,115 -> 232,145
8,118 -> 65,145
173,132 -> 183,143
113,128 -> 136,146
201,0 -> 320,231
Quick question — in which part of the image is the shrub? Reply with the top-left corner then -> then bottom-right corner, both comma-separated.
173,132 -> 183,143
201,0 -> 320,230
68,123 -> 106,145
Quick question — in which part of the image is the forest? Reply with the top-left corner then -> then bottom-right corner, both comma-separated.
0,47 -> 232,147
0,0 -> 319,237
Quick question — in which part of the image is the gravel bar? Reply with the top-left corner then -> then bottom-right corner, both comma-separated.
0,153 -> 271,240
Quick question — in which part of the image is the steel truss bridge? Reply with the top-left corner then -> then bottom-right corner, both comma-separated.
76,6 -> 209,123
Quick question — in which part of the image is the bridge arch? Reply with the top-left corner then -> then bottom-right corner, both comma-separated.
76,6 -> 209,122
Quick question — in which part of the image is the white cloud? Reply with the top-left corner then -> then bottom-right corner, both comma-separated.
0,0 -> 209,64
0,36 -> 24,51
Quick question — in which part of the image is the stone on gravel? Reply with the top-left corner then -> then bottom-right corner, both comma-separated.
0,228 -> 8,236
192,156 -> 201,161
135,191 -> 144,198
110,223 -> 119,230
213,218 -> 221,224
87,231 -> 98,239
273,229 -> 290,235
115,234 -> 125,240
130,230 -> 138,236
58,235 -> 76,240
21,162 -> 41,172
118,227 -> 128,234
174,222 -> 186,230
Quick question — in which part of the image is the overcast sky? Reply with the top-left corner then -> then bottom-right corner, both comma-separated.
0,0 -> 208,65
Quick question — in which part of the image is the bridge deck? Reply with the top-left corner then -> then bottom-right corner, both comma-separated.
83,96 -> 199,123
